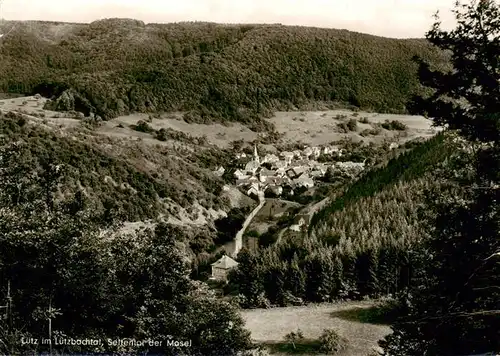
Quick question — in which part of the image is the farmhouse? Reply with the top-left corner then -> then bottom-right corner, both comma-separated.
247,185 -> 260,198
293,174 -> 314,188
258,167 -> 275,178
311,146 -> 321,158
310,170 -> 323,178
287,166 -> 306,179
275,167 -> 287,177
280,151 -> 294,164
293,159 -> 311,167
262,153 -> 279,164
236,178 -> 250,186
303,147 -> 314,157
210,255 -> 239,282
313,163 -> 328,174
289,214 -> 312,231
234,169 -> 247,179
272,161 -> 288,170
292,150 -> 302,158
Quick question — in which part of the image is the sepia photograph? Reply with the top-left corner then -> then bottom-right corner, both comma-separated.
0,0 -> 498,355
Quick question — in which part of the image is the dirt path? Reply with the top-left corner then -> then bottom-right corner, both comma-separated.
232,191 -> 265,257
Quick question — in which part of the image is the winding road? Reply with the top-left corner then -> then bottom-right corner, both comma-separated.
232,190 -> 265,257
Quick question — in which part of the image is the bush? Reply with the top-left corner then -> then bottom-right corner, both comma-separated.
381,120 -> 407,131
156,128 -> 168,141
318,329 -> 348,354
361,125 -> 383,136
336,122 -> 349,133
244,230 -> 260,238
347,118 -> 358,131
284,329 -> 305,350
74,112 -> 85,120
132,120 -> 154,133
359,116 -> 370,124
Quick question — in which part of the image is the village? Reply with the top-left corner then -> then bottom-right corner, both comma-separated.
208,143 -> 370,282
213,143 -> 367,199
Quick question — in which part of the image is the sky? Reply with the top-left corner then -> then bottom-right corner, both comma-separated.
0,0 -> 458,38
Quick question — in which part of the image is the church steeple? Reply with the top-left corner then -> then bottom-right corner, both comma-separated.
253,144 -> 259,164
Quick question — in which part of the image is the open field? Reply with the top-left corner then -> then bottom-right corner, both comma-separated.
242,301 -> 391,356
1,95 -> 441,151
270,110 -> 440,146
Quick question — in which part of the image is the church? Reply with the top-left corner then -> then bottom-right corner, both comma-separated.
244,144 -> 261,175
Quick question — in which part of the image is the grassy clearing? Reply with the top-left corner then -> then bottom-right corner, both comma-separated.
2,96 -> 439,152
242,301 -> 391,356
270,110 -> 438,147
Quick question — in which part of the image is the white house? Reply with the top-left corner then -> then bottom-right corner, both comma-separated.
292,150 -> 302,159
234,169 -> 246,179
312,146 -> 321,158
210,255 -> 239,282
275,167 -> 287,177
247,185 -> 259,197
324,145 -> 340,154
262,153 -> 279,164
293,174 -> 314,188
280,152 -> 294,164
272,161 -> 288,170
258,168 -> 275,182
289,215 -> 310,231
303,147 -> 314,157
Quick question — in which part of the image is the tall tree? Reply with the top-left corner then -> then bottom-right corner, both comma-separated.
381,1 -> 500,355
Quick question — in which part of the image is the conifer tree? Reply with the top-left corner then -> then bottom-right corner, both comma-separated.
381,1 -> 500,354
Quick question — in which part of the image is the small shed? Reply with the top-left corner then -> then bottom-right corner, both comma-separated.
211,255 -> 239,282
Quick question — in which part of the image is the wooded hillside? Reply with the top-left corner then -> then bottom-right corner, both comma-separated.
228,133 -> 458,307
0,19 -> 447,124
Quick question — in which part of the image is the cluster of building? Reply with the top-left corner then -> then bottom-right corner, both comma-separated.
213,144 -> 366,198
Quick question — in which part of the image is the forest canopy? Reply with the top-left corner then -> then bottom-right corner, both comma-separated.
0,20 -> 447,123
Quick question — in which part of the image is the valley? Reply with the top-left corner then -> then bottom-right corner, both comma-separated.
0,93 -> 444,355
1,4 -> 496,354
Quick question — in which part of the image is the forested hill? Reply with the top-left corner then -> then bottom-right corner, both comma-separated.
229,133 -> 459,308
309,132 -> 453,234
0,19 -> 446,124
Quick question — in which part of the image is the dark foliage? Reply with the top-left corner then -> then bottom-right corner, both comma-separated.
0,115 -> 253,355
381,1 -> 500,354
